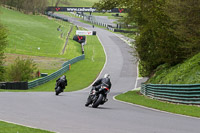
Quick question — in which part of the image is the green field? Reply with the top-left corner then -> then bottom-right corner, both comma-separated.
0,6 -> 82,74
0,7 -> 82,59
0,121 -> 53,133
1,7 -> 65,57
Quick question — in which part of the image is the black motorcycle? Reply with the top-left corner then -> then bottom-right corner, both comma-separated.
55,77 -> 67,95
85,85 -> 110,108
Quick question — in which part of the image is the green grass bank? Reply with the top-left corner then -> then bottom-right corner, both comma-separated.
0,121 -> 53,133
115,90 -> 200,118
148,52 -> 200,84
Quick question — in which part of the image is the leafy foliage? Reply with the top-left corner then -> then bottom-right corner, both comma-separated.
134,0 -> 182,76
166,0 -> 200,58
0,23 -> 7,81
94,0 -> 200,77
0,0 -> 48,14
6,57 -> 37,81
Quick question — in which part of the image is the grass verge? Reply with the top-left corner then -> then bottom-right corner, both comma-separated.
115,90 -> 200,118
0,121 -> 53,133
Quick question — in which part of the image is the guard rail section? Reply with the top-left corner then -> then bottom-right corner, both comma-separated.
141,83 -> 200,105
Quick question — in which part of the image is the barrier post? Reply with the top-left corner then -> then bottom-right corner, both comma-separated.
69,64 -> 71,70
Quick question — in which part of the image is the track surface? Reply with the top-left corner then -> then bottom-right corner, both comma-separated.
0,15 -> 200,133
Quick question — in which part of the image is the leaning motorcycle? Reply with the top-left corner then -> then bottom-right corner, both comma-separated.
85,85 -> 110,108
55,79 -> 65,95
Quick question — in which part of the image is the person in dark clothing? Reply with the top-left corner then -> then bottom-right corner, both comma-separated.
55,75 -> 67,92
92,74 -> 111,91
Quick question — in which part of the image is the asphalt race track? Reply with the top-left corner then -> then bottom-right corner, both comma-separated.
0,15 -> 200,133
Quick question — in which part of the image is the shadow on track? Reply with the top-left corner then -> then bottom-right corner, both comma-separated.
86,106 -> 113,110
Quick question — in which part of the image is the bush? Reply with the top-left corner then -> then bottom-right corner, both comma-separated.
0,23 -> 7,81
6,57 -> 37,81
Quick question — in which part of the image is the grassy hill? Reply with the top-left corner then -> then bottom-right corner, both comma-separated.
147,52 -> 200,84
0,7 -> 81,59
48,0 -> 99,7
0,6 -> 83,75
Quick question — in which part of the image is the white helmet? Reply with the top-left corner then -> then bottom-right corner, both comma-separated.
104,74 -> 110,79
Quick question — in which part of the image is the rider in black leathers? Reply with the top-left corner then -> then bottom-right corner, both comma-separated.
55,75 -> 67,92
85,74 -> 111,106
92,74 -> 111,92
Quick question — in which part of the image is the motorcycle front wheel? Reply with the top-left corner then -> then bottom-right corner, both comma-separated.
85,96 -> 92,106
55,86 -> 61,95
92,94 -> 104,108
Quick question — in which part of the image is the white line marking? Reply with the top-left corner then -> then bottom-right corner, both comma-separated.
134,62 -> 139,90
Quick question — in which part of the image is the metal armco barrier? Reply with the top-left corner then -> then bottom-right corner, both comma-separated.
28,55 -> 85,89
0,82 -> 28,90
141,83 -> 200,105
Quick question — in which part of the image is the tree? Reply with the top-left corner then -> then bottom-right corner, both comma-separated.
1,0 -> 49,14
134,0 -> 183,76
0,23 -> 7,81
94,0 -> 200,76
6,57 -> 37,81
166,0 -> 200,58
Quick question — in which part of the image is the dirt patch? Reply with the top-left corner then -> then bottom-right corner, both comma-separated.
4,53 -> 66,70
